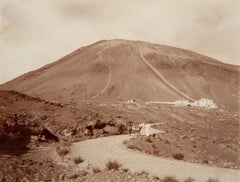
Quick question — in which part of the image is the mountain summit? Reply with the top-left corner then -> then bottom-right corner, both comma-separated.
1,39 -> 239,111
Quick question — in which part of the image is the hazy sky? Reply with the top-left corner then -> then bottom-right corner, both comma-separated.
0,0 -> 240,84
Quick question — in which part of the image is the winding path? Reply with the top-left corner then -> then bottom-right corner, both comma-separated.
138,47 -> 195,102
91,47 -> 112,99
91,64 -> 112,99
69,125 -> 240,182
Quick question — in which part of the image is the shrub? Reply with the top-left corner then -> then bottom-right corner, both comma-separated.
164,140 -> 170,144
106,160 -> 122,170
153,176 -> 160,180
163,176 -> 180,182
140,170 -> 149,176
152,144 -> 157,148
173,153 -> 184,160
92,167 -> 101,174
153,149 -> 159,156
73,156 -> 84,164
207,178 -> 219,182
184,177 -> 195,182
146,137 -> 153,143
56,146 -> 69,157
126,144 -> 136,150
78,170 -> 88,177
68,173 -> 79,179
203,160 -> 209,164
122,168 -> 129,173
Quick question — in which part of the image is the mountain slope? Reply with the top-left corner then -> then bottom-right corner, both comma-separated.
1,39 -> 239,111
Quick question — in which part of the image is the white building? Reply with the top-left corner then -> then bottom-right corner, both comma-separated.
192,98 -> 217,108
139,124 -> 150,136
173,98 -> 217,109
127,99 -> 136,103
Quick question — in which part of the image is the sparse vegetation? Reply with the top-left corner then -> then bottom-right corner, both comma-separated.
122,168 -> 129,172
152,144 -> 157,148
140,170 -> 149,175
68,173 -> 79,180
106,160 -> 122,170
207,178 -> 219,182
127,144 -> 137,150
146,137 -> 153,143
92,167 -> 101,174
163,176 -> 180,182
153,149 -> 160,156
0,43 -> 239,182
56,146 -> 69,158
173,153 -> 184,160
73,156 -> 84,164
78,170 -> 88,177
153,176 -> 160,180
184,177 -> 195,182
203,160 -> 209,164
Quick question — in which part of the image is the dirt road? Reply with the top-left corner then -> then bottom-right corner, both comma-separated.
91,47 -> 112,99
91,64 -> 112,99
139,47 -> 195,102
69,126 -> 240,182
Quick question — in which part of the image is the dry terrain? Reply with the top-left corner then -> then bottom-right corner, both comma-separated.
0,39 -> 240,181
0,40 -> 239,111
1,90 -> 239,181
124,104 -> 240,169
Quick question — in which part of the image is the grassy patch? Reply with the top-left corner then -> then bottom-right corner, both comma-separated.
184,177 -> 195,182
56,146 -> 69,158
146,137 -> 153,143
73,156 -> 84,164
106,160 -> 122,171
153,149 -> 160,156
122,168 -> 129,172
173,153 -> 184,160
207,178 -> 219,182
163,176 -> 180,182
92,167 -> 101,174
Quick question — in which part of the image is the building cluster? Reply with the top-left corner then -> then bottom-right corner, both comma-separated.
174,98 -> 217,109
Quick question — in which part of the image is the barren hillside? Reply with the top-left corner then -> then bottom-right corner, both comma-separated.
1,39 -> 239,111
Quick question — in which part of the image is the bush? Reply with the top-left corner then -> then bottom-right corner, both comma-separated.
173,153 -> 184,160
207,178 -> 219,182
152,144 -> 157,148
56,146 -> 69,157
126,143 -> 137,150
106,160 -> 122,170
203,160 -> 209,164
153,176 -> 160,180
163,176 -> 180,182
73,156 -> 84,164
146,137 -> 153,143
164,140 -> 170,144
68,173 -> 79,180
78,170 -> 88,177
122,168 -> 129,173
184,177 -> 195,182
92,167 -> 101,174
153,149 -> 159,156
140,170 -> 149,175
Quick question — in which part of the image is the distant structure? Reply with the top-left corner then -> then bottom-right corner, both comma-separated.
174,98 -> 217,109
174,100 -> 190,106
127,99 -> 136,103
139,123 -> 150,137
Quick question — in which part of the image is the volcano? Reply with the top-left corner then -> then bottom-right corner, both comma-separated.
1,39 -> 239,111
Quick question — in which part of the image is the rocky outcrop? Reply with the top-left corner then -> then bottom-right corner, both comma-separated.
84,117 -> 129,137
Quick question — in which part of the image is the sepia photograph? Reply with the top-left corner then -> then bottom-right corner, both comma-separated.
0,0 -> 239,181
